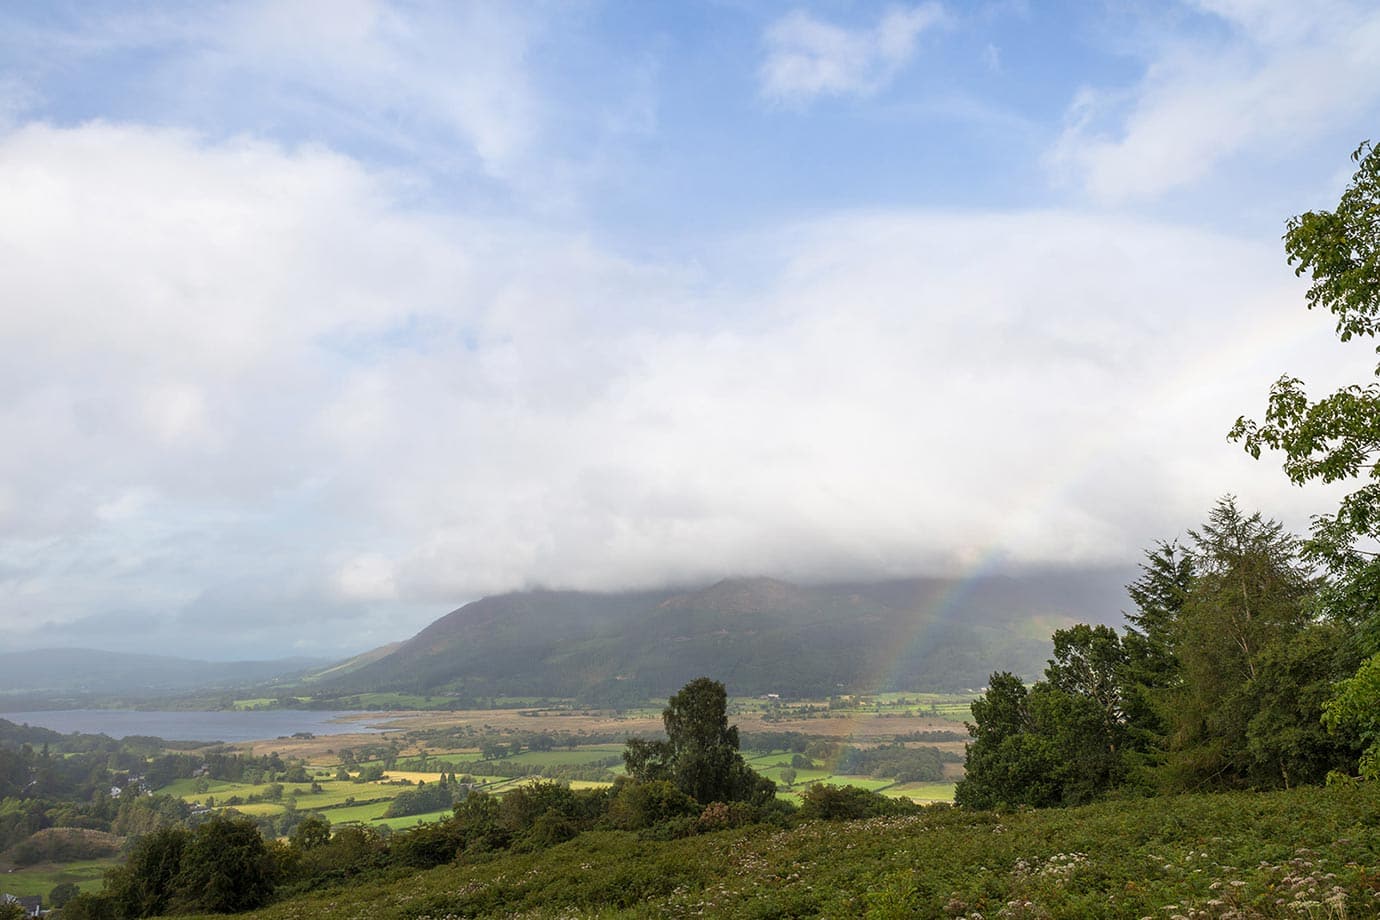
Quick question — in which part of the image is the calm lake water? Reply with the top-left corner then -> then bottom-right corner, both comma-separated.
2,709 -> 395,743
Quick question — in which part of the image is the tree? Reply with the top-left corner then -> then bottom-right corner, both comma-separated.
1230,141 -> 1380,610
1242,622 -> 1358,787
798,783 -> 918,820
957,644 -> 1135,810
623,677 -> 774,805
289,812 -> 331,851
1230,141 -> 1380,781
171,815 -> 277,914
608,779 -> 699,830
955,672 -> 1063,809
1044,623 -> 1128,727
49,881 -> 80,908
1162,498 -> 1321,790
1324,649 -> 1380,779
1119,540 -> 1193,762
959,499 -> 1347,805
102,824 -> 188,918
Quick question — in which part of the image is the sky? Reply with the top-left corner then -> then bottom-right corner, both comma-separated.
3,0 -> 1380,661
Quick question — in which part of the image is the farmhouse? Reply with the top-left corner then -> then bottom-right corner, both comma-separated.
0,893 -> 42,917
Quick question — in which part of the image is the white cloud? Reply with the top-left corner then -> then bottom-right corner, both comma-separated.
335,554 -> 398,602
0,77 -> 37,131
760,4 -> 945,105
1048,0 -> 1380,202
981,43 -> 1001,73
0,121 -> 1359,656
0,1 -> 545,183
208,0 -> 542,178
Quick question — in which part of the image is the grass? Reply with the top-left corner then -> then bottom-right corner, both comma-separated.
231,698 -> 281,710
162,776 -> 429,826
0,857 -> 116,899
743,750 -> 955,803
371,809 -> 456,831
191,782 -> 1380,919
884,781 -> 956,802
502,747 -> 623,767
729,692 -> 975,724
321,801 -> 412,824
158,732 -> 959,839
347,693 -> 451,710
162,777 -> 288,800
378,772 -> 446,784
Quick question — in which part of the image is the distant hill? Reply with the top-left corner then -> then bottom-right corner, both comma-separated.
312,572 -> 1133,702
0,649 -> 324,697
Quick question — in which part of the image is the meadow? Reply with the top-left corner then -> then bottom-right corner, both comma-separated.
197,692 -> 973,831
152,742 -> 957,831
0,857 -> 114,898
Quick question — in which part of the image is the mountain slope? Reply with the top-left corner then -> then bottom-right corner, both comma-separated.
0,649 -> 324,696
318,571 -> 1132,701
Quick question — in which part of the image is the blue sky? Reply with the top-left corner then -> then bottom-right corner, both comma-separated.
3,1 -> 1380,659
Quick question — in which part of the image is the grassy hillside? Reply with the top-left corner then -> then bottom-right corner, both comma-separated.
193,782 -> 1380,919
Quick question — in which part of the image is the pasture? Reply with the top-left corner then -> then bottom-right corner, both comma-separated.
1,693 -> 968,910
148,693 -> 970,833
0,857 -> 115,898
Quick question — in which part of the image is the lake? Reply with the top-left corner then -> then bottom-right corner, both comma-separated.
2,709 -> 396,743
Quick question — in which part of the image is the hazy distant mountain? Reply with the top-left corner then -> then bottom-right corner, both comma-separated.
0,649 -> 324,696
313,572 -> 1133,701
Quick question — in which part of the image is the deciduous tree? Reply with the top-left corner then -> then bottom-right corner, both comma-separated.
1231,141 -> 1380,779
623,677 -> 774,805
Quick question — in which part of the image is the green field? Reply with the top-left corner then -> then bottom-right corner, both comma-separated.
503,746 -> 623,767
0,857 -> 116,898
742,750 -> 955,803
372,808 -> 456,830
730,691 -> 975,721
885,781 -> 956,802
156,769 -> 625,830
154,727 -> 958,836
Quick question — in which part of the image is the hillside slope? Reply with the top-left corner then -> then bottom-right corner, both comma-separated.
196,783 -> 1380,920
0,649 -> 324,696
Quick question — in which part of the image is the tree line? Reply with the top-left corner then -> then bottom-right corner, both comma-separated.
960,140 -> 1380,808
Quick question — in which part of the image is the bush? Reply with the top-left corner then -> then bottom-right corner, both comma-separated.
608,780 -> 699,830
170,815 -> 277,914
289,825 -> 386,889
798,784 -> 919,821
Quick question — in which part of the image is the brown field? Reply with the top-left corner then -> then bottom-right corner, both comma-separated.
231,706 -> 967,762
233,709 -> 663,761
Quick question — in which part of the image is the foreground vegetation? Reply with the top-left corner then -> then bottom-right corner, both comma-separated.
177,782 -> 1380,920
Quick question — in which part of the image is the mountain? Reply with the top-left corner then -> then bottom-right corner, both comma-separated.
314,571 -> 1133,701
0,649 -> 324,697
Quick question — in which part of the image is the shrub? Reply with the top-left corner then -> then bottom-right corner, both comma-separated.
798,784 -> 919,821
608,780 -> 699,830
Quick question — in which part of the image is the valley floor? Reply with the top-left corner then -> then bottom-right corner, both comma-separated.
189,782 -> 1380,919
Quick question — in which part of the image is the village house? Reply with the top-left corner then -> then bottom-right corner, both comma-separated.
0,892 -> 42,917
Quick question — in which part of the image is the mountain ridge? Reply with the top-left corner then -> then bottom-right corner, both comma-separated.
312,570 -> 1133,701
0,648 -> 326,697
